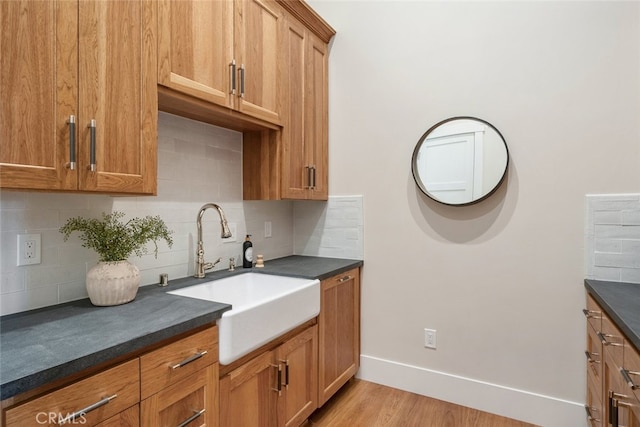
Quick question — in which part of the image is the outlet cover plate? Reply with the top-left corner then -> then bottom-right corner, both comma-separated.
17,233 -> 41,266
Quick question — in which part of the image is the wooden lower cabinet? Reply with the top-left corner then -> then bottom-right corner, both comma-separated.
97,405 -> 139,427
141,364 -> 218,427
585,294 -> 640,427
219,325 -> 318,427
2,325 -> 219,427
318,268 -> 361,406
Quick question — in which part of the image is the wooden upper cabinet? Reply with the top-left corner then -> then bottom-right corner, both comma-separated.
157,0 -> 234,109
280,14 -> 328,200
0,0 -> 78,191
157,0 -> 282,125
0,0 -> 157,194
78,0 -> 157,194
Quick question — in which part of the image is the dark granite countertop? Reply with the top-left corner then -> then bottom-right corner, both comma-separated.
584,279 -> 640,351
0,255 -> 363,401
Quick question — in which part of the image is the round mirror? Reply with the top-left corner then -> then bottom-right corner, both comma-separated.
411,117 -> 509,206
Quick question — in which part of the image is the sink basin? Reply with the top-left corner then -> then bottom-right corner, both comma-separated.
168,273 -> 320,365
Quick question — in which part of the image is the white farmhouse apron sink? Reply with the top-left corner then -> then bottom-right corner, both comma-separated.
168,273 -> 320,365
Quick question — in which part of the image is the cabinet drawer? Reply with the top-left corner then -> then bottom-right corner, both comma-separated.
623,341 -> 640,404
585,294 -> 603,333
587,323 -> 603,393
586,372 -> 603,427
601,311 -> 625,367
141,326 -> 218,399
141,364 -> 218,427
5,359 -> 139,426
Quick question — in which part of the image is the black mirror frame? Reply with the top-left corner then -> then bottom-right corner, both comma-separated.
411,116 -> 509,206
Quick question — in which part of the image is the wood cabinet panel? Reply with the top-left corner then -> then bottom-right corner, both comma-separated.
318,268 -> 361,406
141,326 -> 218,400
96,404 -> 139,427
141,364 -> 218,427
276,325 -> 318,427
279,13 -> 328,201
235,0 -> 283,124
157,0 -> 234,108
220,350 -> 277,427
5,359 -> 140,426
0,0 -> 77,191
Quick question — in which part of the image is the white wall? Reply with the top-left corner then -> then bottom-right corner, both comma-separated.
308,0 -> 640,425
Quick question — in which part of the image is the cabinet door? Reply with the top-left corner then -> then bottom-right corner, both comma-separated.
141,364 -> 218,427
0,0 -> 78,191
280,15 -> 309,199
78,0 -> 157,194
234,0 -> 282,124
280,17 -> 329,201
157,0 -> 234,109
305,32 -> 329,200
220,350 -> 277,426
96,404 -> 139,427
318,268 -> 361,406
276,325 -> 318,427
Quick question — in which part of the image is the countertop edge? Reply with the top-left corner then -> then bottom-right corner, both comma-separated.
584,279 -> 640,351
1,255 -> 363,401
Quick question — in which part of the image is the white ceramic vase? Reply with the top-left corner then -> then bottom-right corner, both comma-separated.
86,260 -> 140,306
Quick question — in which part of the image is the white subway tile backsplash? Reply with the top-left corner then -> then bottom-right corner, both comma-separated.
294,196 -> 364,260
586,194 -> 640,283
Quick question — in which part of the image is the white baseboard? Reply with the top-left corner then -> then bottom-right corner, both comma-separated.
357,355 -> 588,427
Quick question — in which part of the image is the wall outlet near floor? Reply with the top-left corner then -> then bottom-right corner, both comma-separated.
424,328 -> 437,349
17,233 -> 41,266
264,221 -> 272,238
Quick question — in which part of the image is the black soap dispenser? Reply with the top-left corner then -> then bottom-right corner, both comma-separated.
243,235 -> 253,268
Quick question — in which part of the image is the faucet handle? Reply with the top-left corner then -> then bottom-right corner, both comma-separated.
229,257 -> 236,271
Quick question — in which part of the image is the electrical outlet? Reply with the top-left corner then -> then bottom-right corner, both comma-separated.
17,233 -> 41,266
424,328 -> 437,349
264,221 -> 272,238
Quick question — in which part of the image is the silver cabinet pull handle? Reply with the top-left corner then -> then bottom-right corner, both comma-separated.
239,64 -> 245,98
58,394 -> 117,424
338,275 -> 353,283
582,308 -> 601,319
584,350 -> 600,364
67,115 -> 76,170
584,405 -> 600,422
271,363 -> 282,394
87,119 -> 96,172
230,60 -> 236,95
171,350 -> 208,370
597,331 -> 623,347
177,408 -> 206,427
620,368 -> 640,390
305,166 -> 312,189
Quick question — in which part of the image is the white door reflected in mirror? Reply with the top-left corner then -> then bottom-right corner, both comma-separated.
412,117 -> 508,206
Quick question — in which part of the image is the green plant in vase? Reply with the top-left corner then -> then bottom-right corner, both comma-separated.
60,211 -> 173,306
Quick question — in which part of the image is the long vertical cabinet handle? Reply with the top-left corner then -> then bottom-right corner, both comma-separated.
311,166 -> 317,189
609,391 -> 619,427
281,360 -> 290,389
229,60 -> 236,95
305,166 -> 312,189
66,115 -> 76,170
239,64 -> 245,98
271,364 -> 282,395
87,119 -> 96,172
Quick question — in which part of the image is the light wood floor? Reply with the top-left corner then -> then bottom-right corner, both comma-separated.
307,379 -> 537,427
